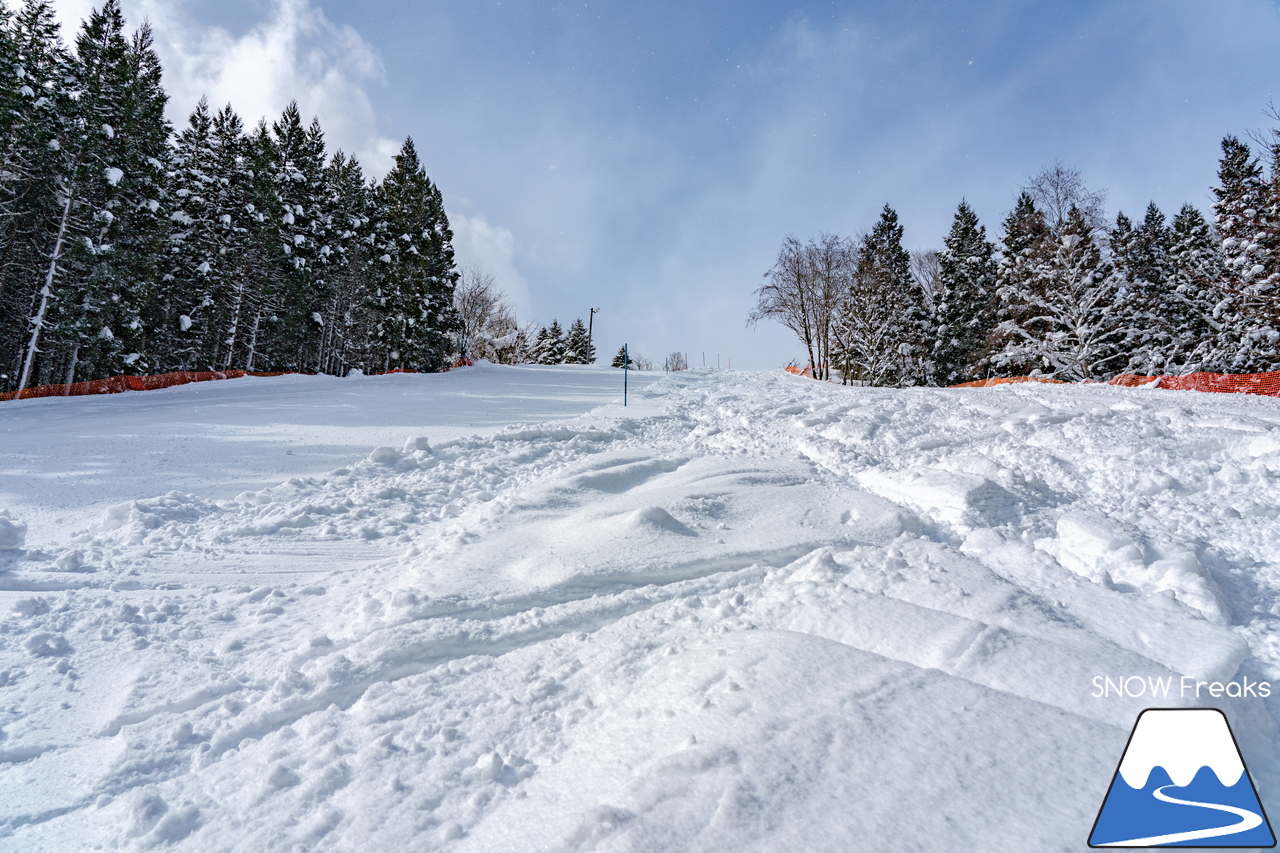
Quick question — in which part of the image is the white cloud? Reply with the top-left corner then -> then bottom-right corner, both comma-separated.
51,0 -> 398,175
449,212 -> 532,319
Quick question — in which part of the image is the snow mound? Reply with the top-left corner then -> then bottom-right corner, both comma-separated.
0,510 -> 26,551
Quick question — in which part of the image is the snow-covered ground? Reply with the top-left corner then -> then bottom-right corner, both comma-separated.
1,363 -> 1278,851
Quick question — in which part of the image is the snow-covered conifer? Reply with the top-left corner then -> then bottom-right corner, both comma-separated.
993,207 -> 1125,380
833,205 -> 931,386
1111,203 -> 1174,374
1210,136 -> 1280,371
1165,204 -> 1222,371
24,1 -> 169,387
988,192 -> 1052,376
564,317 -> 594,364
370,137 -> 459,372
932,200 -> 996,384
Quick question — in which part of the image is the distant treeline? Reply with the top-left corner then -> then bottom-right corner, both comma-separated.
0,0 -> 461,394
754,134 -> 1280,385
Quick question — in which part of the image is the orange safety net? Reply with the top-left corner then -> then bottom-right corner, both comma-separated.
0,366 -> 434,402
951,376 -> 1068,388
1104,370 -> 1280,397
784,365 -> 815,378
950,370 -> 1280,398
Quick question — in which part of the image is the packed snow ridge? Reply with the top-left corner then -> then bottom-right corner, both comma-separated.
1,363 -> 1279,851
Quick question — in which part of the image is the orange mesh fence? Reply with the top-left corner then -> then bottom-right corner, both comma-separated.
0,365 -> 436,402
1105,370 -> 1280,397
951,370 -> 1280,398
784,365 -> 815,378
951,376 -> 1068,388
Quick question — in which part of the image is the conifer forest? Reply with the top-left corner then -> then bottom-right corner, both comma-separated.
752,144 -> 1280,386
0,0 -> 476,394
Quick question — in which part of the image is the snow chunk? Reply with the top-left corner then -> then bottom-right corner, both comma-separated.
267,764 -> 300,789
196,261 -> 211,275
0,511 -> 26,551
24,632 -> 69,657
179,315 -> 193,332
629,506 -> 694,535
840,492 -> 920,544
101,123 -> 114,138
104,166 -> 123,185
11,597 -> 49,617
367,446 -> 401,465
1047,512 -> 1229,623
858,466 -> 1007,526
403,435 -> 431,453
54,549 -> 87,572
97,326 -> 114,340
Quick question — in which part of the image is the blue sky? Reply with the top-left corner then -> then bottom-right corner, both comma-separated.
51,0 -> 1280,368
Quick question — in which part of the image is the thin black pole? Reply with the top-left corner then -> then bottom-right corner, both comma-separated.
588,308 -> 599,361
623,343 -> 629,407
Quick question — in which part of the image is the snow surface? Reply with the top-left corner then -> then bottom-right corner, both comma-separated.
1,363 -> 1279,851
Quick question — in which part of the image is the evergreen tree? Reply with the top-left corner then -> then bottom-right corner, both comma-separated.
994,207 -> 1125,380
538,319 -> 566,364
260,103 -> 329,371
319,150 -> 375,375
1211,136 -> 1280,371
1166,204 -> 1223,372
1111,203 -> 1174,374
988,192 -> 1053,376
832,205 -> 930,386
201,104 -> 260,370
611,344 -> 629,368
23,0 -> 170,388
370,137 -> 458,372
0,0 -> 67,386
564,317 -> 593,364
156,98 -> 221,369
932,199 -> 996,384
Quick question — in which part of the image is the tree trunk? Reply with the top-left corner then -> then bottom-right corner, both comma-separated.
18,189 -> 74,392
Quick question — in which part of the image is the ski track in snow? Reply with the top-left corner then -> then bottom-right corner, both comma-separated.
1,365 -> 1279,850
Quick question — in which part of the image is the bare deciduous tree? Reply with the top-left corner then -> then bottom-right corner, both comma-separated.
1022,161 -> 1108,233
453,265 -> 521,362
910,249 -> 941,304
664,351 -> 687,372
748,233 -> 849,379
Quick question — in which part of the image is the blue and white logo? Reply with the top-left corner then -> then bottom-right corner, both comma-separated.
1090,708 -> 1275,847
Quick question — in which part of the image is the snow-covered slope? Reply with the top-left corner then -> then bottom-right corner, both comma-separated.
1,364 -> 1278,851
